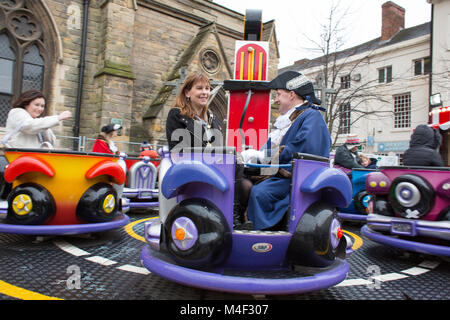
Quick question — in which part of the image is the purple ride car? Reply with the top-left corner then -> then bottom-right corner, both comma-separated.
140,146 -> 354,295
362,166 -> 450,257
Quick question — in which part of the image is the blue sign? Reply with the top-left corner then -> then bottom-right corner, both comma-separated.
377,141 -> 409,152
367,136 -> 375,146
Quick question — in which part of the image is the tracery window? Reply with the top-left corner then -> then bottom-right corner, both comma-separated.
200,49 -> 220,74
0,33 -> 15,124
0,0 -> 50,126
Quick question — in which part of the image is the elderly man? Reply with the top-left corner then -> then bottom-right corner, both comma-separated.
245,70 -> 331,230
334,134 -> 365,169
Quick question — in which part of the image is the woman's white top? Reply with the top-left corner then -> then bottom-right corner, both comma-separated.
3,108 -> 59,148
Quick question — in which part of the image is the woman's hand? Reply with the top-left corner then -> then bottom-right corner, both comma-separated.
58,110 -> 72,121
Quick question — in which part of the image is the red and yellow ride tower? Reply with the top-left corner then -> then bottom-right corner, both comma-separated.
225,9 -> 271,153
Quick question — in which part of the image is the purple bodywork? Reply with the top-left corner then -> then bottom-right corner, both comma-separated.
141,148 -> 353,294
363,166 -> 450,257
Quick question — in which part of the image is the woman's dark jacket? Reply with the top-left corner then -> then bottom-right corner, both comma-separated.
402,124 -> 444,167
166,107 -> 223,151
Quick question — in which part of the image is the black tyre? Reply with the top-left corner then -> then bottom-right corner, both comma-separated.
370,195 -> 395,216
76,183 -> 118,223
0,156 -> 11,200
389,174 -> 435,219
287,202 -> 347,268
437,206 -> 450,221
354,190 -> 372,214
6,183 -> 56,225
244,9 -> 262,41
164,198 -> 232,269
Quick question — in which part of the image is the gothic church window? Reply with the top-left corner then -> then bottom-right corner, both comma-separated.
22,44 -> 44,92
0,33 -> 15,125
201,49 -> 220,74
0,0 -> 50,127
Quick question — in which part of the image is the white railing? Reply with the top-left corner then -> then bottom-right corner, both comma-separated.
55,135 -> 164,157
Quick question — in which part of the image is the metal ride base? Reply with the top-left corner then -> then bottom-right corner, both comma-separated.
0,213 -> 448,300
361,225 -> 450,257
0,213 -> 130,235
140,245 -> 349,295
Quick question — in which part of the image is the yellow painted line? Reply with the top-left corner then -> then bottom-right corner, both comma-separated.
124,217 -> 158,243
0,280 -> 62,300
343,229 -> 364,251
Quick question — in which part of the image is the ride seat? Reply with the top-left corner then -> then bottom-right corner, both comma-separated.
127,158 -> 157,190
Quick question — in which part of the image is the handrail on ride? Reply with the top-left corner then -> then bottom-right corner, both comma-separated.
245,163 -> 292,169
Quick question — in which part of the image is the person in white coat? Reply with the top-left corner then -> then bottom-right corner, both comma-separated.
2,90 -> 72,148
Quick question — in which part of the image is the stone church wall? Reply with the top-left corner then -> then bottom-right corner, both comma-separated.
2,0 -> 278,153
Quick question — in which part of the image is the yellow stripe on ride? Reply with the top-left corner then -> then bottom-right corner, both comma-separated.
248,48 -> 254,80
258,52 -> 263,80
240,52 -> 245,80
0,280 -> 62,300
124,217 -> 158,243
343,229 -> 363,251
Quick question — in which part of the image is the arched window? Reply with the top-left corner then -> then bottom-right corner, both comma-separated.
22,44 -> 45,92
0,33 -> 15,126
0,0 -> 53,126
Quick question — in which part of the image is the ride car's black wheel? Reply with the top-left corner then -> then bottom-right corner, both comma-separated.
287,202 -> 347,268
389,174 -> 435,219
6,183 -> 56,225
0,156 -> 11,200
437,206 -> 450,221
164,198 -> 232,269
354,190 -> 372,214
0,180 -> 11,200
369,195 -> 394,216
76,183 -> 118,223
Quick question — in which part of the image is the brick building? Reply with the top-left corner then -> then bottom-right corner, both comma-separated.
0,0 -> 279,153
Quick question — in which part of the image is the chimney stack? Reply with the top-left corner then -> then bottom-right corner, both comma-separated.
381,1 -> 405,41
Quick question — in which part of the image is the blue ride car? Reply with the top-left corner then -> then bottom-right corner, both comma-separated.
338,168 -> 376,222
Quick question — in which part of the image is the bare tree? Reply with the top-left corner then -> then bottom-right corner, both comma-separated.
291,0 -> 394,147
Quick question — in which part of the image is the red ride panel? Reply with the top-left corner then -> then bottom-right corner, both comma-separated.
226,90 -> 270,152
234,43 -> 267,81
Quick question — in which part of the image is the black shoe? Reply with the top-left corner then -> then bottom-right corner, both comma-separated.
233,208 -> 253,230
234,220 -> 253,230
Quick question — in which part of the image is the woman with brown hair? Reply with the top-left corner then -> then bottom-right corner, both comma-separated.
2,90 -> 72,148
165,72 -> 223,151
165,72 -> 254,229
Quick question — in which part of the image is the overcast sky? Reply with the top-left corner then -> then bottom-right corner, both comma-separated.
213,0 -> 432,67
